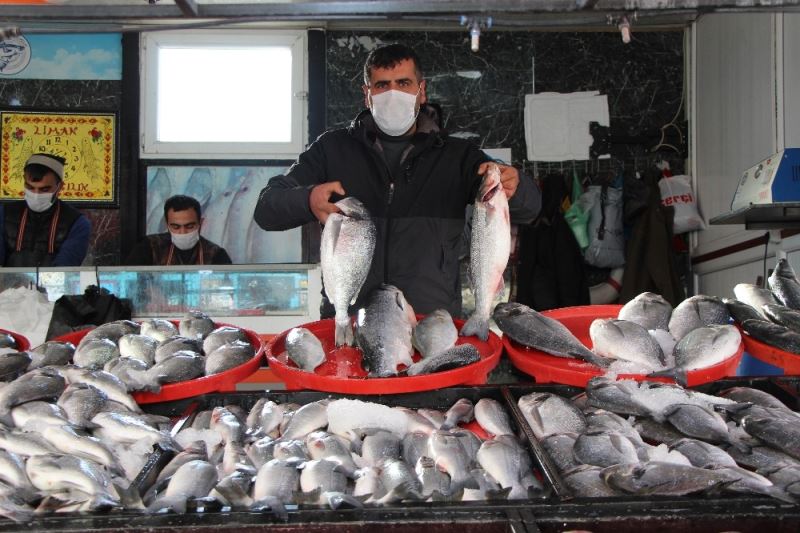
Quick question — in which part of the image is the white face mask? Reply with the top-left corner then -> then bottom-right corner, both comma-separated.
171,229 -> 200,251
370,88 -> 420,137
24,189 -> 56,213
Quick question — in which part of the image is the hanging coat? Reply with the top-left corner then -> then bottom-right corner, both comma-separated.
619,170 -> 685,306
516,173 -> 590,311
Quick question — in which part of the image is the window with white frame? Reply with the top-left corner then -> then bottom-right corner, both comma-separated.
140,29 -> 307,159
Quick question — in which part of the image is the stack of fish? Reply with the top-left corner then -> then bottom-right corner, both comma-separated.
285,301 -> 481,378
148,395 -> 545,515
73,312 -> 255,393
729,258 -> 800,354
519,377 -> 800,502
494,291 -> 742,385
0,341 -> 179,521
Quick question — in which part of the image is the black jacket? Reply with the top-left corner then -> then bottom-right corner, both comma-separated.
517,173 -> 590,311
619,171 -> 685,307
124,233 -> 232,266
254,105 -> 542,316
2,200 -> 87,267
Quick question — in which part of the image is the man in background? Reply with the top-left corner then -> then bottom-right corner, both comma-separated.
0,153 -> 90,266
125,194 -> 231,265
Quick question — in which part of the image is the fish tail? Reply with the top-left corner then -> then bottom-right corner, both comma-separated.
459,314 -> 489,341
146,495 -> 186,514
334,318 -> 353,347
507,483 -> 529,500
646,368 -> 687,387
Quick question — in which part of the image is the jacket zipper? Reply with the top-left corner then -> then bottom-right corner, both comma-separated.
384,180 -> 394,284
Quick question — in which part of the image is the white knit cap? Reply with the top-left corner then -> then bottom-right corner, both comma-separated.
25,153 -> 64,181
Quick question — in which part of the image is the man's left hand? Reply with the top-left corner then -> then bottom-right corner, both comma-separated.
478,162 -> 519,199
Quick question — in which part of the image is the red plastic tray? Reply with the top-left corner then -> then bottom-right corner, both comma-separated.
265,316 -> 502,394
740,333 -> 800,374
1,328 -> 30,352
503,305 -> 743,388
53,321 -> 264,404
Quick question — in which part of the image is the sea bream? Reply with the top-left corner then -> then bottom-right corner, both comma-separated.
320,197 -> 376,347
769,258 -> 800,310
355,285 -> 416,377
649,325 -> 742,386
412,309 -> 458,359
733,284 -> 777,319
285,327 -> 326,372
589,318 -> 667,370
461,163 -> 511,342
668,295 -> 730,342
618,292 -> 673,331
493,302 -> 609,367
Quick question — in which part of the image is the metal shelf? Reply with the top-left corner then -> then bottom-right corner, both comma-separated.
709,202 -> 800,230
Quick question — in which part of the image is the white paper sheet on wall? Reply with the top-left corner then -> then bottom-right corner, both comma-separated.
524,91 -> 609,162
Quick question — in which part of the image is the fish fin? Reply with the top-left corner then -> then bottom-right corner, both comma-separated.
494,277 -> 505,299
729,437 -> 752,454
325,491 -> 364,510
459,314 -> 489,342
486,486 -> 513,500
250,497 -> 288,521
0,498 -> 33,523
114,482 -> 145,511
334,319 -> 354,347
703,479 -> 740,497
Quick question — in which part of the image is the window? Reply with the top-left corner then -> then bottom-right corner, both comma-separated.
140,29 -> 307,159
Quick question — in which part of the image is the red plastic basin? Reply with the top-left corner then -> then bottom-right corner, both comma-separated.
53,321 -> 264,404
1,328 -> 30,352
265,316 -> 502,394
503,304 -> 743,388
740,332 -> 800,375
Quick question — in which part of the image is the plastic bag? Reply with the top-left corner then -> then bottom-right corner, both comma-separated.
582,185 -> 626,268
46,285 -> 132,340
658,175 -> 706,234
564,171 -> 590,249
0,286 -> 54,347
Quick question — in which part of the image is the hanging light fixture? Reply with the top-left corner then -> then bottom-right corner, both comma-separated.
460,16 -> 492,53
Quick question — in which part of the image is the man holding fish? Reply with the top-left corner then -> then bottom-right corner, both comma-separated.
254,43 -> 541,318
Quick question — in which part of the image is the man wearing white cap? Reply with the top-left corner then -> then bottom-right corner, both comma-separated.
0,153 -> 91,266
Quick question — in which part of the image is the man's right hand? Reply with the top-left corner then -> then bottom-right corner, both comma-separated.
310,181 -> 346,224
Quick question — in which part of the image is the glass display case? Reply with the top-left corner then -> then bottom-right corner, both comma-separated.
0,264 -> 320,326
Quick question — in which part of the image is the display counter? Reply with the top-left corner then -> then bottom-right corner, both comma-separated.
0,264 -> 322,335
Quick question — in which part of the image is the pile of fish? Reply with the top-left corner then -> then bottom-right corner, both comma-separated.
729,258 -> 800,354
0,340 -> 180,521
285,289 -> 481,378
520,376 -> 800,502
149,395 -> 545,515
494,291 -> 742,385
73,312 -> 255,393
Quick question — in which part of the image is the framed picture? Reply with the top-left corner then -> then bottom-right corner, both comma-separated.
0,109 -> 117,204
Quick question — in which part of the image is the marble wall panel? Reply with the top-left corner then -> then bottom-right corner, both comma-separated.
326,31 -> 685,172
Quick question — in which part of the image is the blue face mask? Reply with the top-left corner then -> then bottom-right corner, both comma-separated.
24,189 -> 56,212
